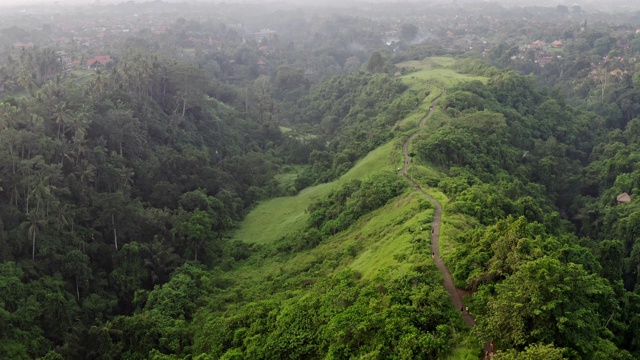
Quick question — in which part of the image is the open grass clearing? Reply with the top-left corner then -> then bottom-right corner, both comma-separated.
402,67 -> 486,88
232,140 -> 398,245
347,191 -> 435,279
227,190 -> 438,297
396,57 -> 488,147
398,57 -> 487,95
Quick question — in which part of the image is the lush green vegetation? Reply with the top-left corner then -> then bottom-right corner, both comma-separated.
290,72 -> 416,190
0,46 -> 296,358
104,171 -> 460,359
411,61 -> 640,359
0,25 -> 444,358
5,1 -> 640,358
232,116 -> 402,246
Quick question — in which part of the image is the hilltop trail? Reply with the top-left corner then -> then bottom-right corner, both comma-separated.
400,91 -> 477,328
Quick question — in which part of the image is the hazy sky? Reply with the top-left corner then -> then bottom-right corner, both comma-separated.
0,0 -> 81,6
0,0 -> 126,7
0,0 -> 636,12
0,0 -> 572,6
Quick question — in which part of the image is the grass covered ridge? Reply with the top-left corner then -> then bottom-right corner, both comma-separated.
222,57 -> 488,357
232,140 -> 399,245
234,57 -> 484,247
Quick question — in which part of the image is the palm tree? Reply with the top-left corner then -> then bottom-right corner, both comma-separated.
18,69 -> 35,95
41,48 -> 62,84
71,125 -> 89,165
53,137 -> 71,166
138,56 -> 154,99
120,166 -> 135,188
66,106 -> 90,142
91,72 -> 105,96
23,197 -> 46,261
168,113 -> 184,143
590,67 -> 611,101
141,236 -> 180,285
52,101 -> 69,137
26,113 -> 45,135
0,102 -> 18,130
74,159 -> 96,194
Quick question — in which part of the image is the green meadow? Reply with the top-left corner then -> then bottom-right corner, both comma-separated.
233,140 -> 398,245
398,58 -> 487,88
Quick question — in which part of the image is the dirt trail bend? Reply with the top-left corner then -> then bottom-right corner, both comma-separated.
400,91 -> 476,328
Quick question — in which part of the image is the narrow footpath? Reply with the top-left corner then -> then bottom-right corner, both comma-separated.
400,91 -> 476,328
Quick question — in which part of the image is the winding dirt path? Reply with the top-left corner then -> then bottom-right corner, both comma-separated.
400,91 -> 476,328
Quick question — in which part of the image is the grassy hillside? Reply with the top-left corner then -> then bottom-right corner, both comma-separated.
229,190 -> 436,292
395,59 -> 486,135
222,57 -> 488,359
231,56 -> 487,301
233,57 -> 484,247
347,191 -> 434,279
232,140 -> 399,245
397,58 -> 487,89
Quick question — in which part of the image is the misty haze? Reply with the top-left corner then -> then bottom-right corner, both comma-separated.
1,0 -> 640,359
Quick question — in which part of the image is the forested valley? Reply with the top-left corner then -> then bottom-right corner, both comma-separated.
2,1 -> 640,359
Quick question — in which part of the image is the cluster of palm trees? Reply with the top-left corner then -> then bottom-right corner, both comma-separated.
3,47 -> 64,94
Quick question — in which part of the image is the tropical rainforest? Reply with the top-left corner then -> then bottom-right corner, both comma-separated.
2,1 -> 640,359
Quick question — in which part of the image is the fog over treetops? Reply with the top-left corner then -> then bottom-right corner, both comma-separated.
1,0 -> 640,13
2,0 -> 640,358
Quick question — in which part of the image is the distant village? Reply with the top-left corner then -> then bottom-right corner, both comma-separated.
2,1 -> 640,94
